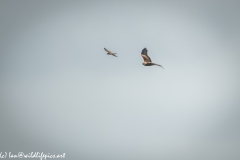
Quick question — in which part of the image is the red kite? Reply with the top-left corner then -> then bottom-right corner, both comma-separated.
141,48 -> 163,68
104,48 -> 117,57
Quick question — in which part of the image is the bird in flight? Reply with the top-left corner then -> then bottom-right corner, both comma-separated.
104,48 -> 117,57
141,48 -> 164,68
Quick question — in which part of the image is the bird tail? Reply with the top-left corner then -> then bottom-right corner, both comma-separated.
112,54 -> 117,57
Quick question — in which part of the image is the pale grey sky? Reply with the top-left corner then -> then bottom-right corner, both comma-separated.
1,0 -> 240,160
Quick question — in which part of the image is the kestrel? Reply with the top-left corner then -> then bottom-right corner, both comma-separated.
104,48 -> 117,57
141,48 -> 163,68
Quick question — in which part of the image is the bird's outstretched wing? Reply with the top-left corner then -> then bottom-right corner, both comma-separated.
141,48 -> 152,62
104,48 -> 112,53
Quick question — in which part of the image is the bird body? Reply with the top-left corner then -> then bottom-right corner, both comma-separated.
104,48 -> 117,57
141,48 -> 163,68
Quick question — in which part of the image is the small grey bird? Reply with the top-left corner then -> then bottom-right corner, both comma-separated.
141,48 -> 164,68
104,48 -> 117,57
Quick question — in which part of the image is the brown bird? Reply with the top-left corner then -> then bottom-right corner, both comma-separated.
104,48 -> 117,57
141,48 -> 164,68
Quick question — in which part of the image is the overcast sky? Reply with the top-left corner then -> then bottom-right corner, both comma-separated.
1,0 -> 240,160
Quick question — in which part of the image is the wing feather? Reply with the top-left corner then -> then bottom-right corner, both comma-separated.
104,48 -> 112,53
141,48 -> 152,62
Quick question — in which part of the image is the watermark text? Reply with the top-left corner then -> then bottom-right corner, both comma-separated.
0,152 -> 65,160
